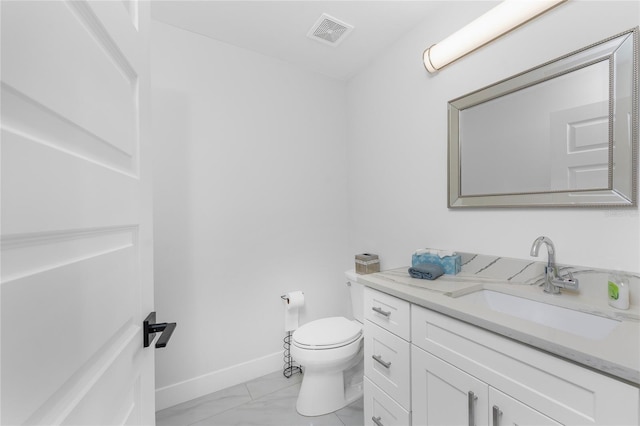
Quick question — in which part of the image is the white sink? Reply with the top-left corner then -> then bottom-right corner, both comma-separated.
457,290 -> 620,340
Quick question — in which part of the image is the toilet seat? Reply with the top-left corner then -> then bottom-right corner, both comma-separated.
293,317 -> 362,350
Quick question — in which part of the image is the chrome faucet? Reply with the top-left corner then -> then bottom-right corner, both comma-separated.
530,236 -> 579,294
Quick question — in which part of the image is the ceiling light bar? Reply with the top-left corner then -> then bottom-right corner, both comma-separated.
423,0 -> 566,73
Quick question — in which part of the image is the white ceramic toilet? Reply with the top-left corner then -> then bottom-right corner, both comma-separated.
291,270 -> 364,416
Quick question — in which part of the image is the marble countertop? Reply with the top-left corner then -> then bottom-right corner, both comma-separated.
357,257 -> 640,386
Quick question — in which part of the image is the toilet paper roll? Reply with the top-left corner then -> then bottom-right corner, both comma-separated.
283,291 -> 304,332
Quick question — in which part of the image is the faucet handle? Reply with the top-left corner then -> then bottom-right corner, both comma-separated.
552,270 -> 579,291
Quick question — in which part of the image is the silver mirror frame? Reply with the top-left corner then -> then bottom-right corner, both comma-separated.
448,28 -> 638,208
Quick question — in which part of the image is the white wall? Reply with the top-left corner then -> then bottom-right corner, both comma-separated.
151,20 -> 351,409
347,0 -> 640,274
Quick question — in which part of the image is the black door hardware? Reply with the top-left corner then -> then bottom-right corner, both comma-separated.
143,312 -> 177,348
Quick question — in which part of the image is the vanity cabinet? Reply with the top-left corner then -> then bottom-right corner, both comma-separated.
363,286 -> 639,425
412,347 -> 561,426
411,305 -> 639,426
364,288 -> 411,425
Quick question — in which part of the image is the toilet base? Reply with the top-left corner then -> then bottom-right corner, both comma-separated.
295,351 -> 364,416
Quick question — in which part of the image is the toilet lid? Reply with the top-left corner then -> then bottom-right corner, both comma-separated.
293,317 -> 362,349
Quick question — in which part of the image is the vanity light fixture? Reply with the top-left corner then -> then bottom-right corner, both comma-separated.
423,0 -> 566,73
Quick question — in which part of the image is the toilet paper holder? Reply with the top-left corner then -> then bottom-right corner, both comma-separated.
281,292 -> 304,303
280,294 -> 303,378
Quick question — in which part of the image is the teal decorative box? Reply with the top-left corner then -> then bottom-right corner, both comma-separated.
411,250 -> 461,275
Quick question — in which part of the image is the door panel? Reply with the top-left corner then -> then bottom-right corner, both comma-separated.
1,1 -> 139,159
549,101 -> 609,191
1,1 -> 153,424
0,130 -> 137,234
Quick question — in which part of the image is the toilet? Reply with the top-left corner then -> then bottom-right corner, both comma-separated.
291,270 -> 364,416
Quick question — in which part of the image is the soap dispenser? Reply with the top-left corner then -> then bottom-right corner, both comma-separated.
608,273 -> 630,310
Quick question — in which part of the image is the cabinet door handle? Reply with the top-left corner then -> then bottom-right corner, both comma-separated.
372,306 -> 391,317
372,354 -> 392,368
372,416 -> 384,426
492,405 -> 502,426
468,391 -> 478,426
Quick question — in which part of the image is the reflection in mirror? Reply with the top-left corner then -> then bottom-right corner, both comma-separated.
460,62 -> 609,195
448,28 -> 638,207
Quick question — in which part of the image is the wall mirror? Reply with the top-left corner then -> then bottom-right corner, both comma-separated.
448,28 -> 638,208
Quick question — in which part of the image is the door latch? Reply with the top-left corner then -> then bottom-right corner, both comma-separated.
143,312 -> 177,348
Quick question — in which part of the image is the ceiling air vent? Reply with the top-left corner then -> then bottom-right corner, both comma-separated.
306,13 -> 354,47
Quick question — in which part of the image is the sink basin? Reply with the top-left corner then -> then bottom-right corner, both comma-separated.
457,290 -> 620,340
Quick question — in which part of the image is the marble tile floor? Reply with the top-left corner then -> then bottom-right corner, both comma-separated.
156,371 -> 364,426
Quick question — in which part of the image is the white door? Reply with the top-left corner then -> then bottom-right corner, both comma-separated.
412,347 -> 489,426
1,1 -> 155,425
549,101 -> 610,191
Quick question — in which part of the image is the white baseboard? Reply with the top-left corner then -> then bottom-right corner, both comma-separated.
155,351 -> 283,411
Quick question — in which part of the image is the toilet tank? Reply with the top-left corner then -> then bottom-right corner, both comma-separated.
345,270 -> 364,323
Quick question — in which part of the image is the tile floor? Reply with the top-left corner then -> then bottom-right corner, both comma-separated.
156,371 -> 364,426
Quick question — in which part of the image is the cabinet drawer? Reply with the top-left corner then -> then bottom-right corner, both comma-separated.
364,378 -> 410,426
365,288 -> 410,340
365,321 -> 411,409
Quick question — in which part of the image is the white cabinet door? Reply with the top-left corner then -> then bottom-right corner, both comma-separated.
1,1 -> 154,424
412,346 -> 489,426
489,388 -> 561,426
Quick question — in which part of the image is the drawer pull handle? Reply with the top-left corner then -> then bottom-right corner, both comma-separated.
372,416 -> 384,426
492,405 -> 502,426
372,306 -> 391,317
468,391 -> 478,426
372,354 -> 392,368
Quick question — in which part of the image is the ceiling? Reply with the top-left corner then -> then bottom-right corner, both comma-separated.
151,1 -> 448,81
